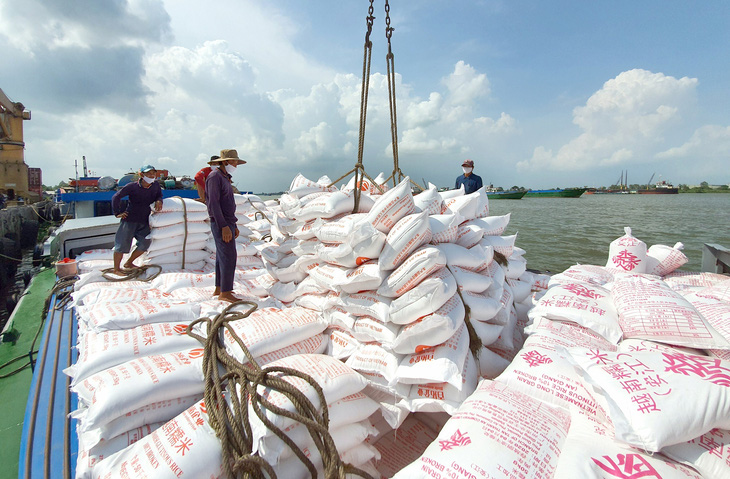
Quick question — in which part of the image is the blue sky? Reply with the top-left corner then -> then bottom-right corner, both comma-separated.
2,0 -> 729,192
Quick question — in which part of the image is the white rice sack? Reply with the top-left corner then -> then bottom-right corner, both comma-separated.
663,271 -> 730,294
342,172 -> 389,196
465,213 -> 511,237
505,254 -> 527,279
428,214 -> 461,244
294,191 -> 356,222
337,261 -> 387,294
91,400 -> 224,479
476,345 -> 511,379
442,190 -> 481,221
249,354 -> 369,444
257,393 -> 380,464
391,293 -> 465,354
213,307 -> 328,363
325,326 -> 361,359
148,210 -> 209,228
377,245 -> 446,298
71,287 -> 172,307
73,348 -> 206,433
662,427 -> 730,479
314,213 -> 369,244
438,185 -> 464,201
554,409 -> 704,479
548,264 -> 617,288
288,173 -> 337,198
77,301 -> 201,332
150,232 -> 209,253
338,291 -> 392,322
470,319 -> 503,346
397,323 -> 469,389
562,346 -> 730,451
506,277 -> 531,304
364,177 -> 416,233
378,211 -> 432,271
80,395 -> 201,450
403,352 -> 478,415
147,221 -> 210,240
352,315 -> 400,346
606,226 -> 648,273
345,344 -> 403,387
479,233 -> 518,257
461,289 -> 501,321
497,317 -> 616,420
413,183 -> 443,215
645,242 -> 689,276
528,282 -> 622,343
157,197 -> 208,213
613,273 -> 730,349
76,422 -> 162,479
316,231 -> 386,268
393,380 -> 571,479
473,187 -> 489,218
434,243 -> 492,272
146,241 -> 208,259
66,322 -> 200,384
147,249 -> 209,266
454,223 -> 484,249
291,218 -> 321,240
255,334 -> 329,367
451,265 -> 493,293
324,304 -> 357,330
684,291 -> 730,344
389,268 -> 458,325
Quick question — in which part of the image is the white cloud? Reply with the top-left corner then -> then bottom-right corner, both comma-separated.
518,69 -> 698,172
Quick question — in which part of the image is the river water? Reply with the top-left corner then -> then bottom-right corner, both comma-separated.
487,193 -> 730,273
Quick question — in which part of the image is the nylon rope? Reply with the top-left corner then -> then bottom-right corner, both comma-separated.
186,301 -> 375,479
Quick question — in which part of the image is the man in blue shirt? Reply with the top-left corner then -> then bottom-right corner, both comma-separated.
455,159 -> 483,194
206,149 -> 246,302
111,165 -> 163,274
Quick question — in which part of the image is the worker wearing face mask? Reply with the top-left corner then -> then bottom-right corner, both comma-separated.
111,165 -> 163,274
455,159 -> 483,194
206,149 -> 247,302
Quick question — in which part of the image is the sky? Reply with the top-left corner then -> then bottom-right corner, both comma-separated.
2,0 -> 729,193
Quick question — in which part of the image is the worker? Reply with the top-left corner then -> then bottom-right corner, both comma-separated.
111,165 -> 163,274
206,149 -> 246,302
194,155 -> 220,203
455,159 -> 483,194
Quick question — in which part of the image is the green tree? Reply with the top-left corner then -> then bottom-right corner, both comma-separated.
700,181 -> 709,188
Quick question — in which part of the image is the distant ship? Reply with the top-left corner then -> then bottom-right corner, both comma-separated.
638,180 -> 678,195
485,188 -> 526,199
523,188 -> 586,198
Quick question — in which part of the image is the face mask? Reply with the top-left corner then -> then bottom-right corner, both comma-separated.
225,164 -> 237,175
462,167 -> 473,174
142,176 -> 155,184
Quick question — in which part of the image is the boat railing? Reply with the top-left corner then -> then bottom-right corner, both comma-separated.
701,243 -> 730,274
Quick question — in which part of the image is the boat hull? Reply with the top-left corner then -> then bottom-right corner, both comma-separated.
524,188 -> 586,198
486,190 -> 526,199
637,188 -> 678,194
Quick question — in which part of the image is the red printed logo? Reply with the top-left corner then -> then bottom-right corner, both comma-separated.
174,324 -> 188,335
355,257 -> 370,266
663,352 -> 730,387
612,250 -> 640,271
438,429 -> 471,451
189,348 -> 205,359
563,283 -> 604,299
521,349 -> 553,368
592,453 -> 661,478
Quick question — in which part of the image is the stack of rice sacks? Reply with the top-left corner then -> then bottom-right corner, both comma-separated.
242,173 -> 545,476
392,228 -> 730,478
145,197 -> 211,271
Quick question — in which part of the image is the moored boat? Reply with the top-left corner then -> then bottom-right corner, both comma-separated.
485,189 -> 526,199
523,187 -> 586,198
638,180 -> 678,194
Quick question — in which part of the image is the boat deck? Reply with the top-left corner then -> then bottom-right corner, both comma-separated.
0,269 -> 78,479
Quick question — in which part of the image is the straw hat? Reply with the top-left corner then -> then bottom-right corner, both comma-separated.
210,149 -> 246,165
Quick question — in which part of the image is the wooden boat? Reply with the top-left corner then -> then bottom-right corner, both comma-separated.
485,189 -> 526,199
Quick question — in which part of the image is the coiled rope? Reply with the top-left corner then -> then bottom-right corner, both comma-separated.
100,264 -> 162,282
187,301 -> 375,479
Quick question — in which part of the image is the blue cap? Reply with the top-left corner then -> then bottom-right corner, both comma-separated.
140,164 -> 156,173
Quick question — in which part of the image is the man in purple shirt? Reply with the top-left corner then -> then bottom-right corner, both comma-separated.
111,165 -> 163,274
206,149 -> 246,302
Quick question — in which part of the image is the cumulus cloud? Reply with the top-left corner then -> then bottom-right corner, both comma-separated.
517,69 -> 698,172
